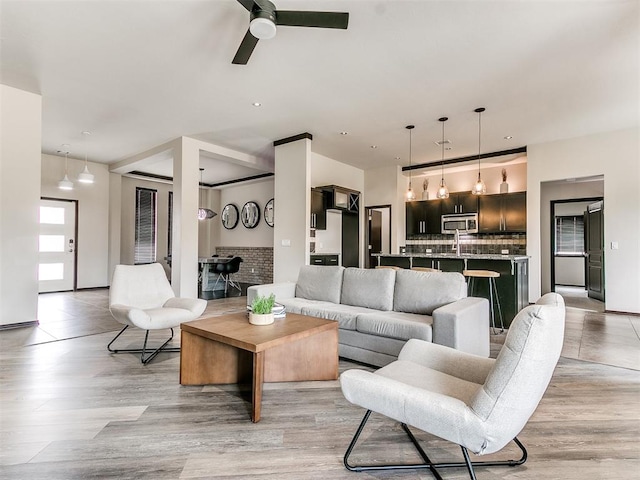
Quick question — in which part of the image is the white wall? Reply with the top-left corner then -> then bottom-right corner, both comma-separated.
199,187 -> 221,258
528,128 -> 640,313
310,153 -> 365,266
41,153 -> 110,288
217,179 -> 274,249
0,85 -> 42,326
364,164 -> 406,253
314,210 -> 342,254
274,138 -> 311,282
416,160 -> 527,197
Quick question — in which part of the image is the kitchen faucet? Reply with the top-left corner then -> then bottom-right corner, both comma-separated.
452,228 -> 461,257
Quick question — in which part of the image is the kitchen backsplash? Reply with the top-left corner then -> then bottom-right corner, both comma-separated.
405,233 -> 526,255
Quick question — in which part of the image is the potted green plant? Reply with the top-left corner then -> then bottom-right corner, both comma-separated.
249,294 -> 276,325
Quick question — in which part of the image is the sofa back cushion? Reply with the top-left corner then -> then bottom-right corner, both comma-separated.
341,267 -> 396,311
393,270 -> 466,315
296,265 -> 344,303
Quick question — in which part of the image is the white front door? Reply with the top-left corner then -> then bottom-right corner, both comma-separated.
38,199 -> 76,293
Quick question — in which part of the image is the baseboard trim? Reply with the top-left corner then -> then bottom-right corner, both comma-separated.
605,309 -> 640,317
0,320 -> 39,331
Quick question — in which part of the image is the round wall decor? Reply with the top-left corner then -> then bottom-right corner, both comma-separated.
264,198 -> 274,227
241,201 -> 260,229
221,203 -> 239,229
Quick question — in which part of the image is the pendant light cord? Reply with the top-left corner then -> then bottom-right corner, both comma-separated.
477,109 -> 482,177
441,120 -> 445,180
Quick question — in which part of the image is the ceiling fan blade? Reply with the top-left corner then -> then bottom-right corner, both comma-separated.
232,29 -> 259,65
275,11 -> 349,29
236,0 -> 255,12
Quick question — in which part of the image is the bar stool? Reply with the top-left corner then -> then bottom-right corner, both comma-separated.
463,269 -> 504,333
411,267 -> 441,272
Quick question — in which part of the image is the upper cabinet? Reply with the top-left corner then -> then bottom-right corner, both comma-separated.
478,192 -> 526,233
406,200 -> 441,235
441,192 -> 478,215
310,188 -> 327,230
320,185 -> 360,214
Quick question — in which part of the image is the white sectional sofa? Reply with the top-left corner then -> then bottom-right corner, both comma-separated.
247,266 -> 490,367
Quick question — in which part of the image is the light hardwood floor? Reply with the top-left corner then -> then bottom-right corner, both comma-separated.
0,290 -> 638,479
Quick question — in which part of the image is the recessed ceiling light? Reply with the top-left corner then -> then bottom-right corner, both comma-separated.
252,102 -> 262,107
371,145 -> 377,149
504,135 -> 513,140
340,131 -> 348,135
394,156 -> 401,160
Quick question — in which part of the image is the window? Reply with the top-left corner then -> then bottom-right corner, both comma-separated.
135,187 -> 157,264
555,215 -> 584,255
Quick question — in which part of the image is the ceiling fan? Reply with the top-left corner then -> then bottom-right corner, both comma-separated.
232,0 -> 349,65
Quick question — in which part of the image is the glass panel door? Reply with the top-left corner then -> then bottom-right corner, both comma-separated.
38,199 -> 76,292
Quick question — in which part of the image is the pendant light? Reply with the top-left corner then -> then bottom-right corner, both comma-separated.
406,125 -> 415,201
471,107 -> 486,195
197,168 -> 217,220
77,131 -> 95,184
58,146 -> 73,191
436,116 -> 450,199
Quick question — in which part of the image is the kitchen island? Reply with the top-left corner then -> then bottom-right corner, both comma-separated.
373,253 -> 529,328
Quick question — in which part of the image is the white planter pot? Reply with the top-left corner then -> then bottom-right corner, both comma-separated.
249,312 -> 275,326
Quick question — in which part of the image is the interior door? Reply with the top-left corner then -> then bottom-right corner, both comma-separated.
39,199 -> 76,292
368,210 -> 382,268
585,201 -> 605,301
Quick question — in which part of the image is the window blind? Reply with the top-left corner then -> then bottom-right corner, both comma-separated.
555,215 -> 585,255
135,187 -> 157,264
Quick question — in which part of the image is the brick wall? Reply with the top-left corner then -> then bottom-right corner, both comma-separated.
215,246 -> 273,285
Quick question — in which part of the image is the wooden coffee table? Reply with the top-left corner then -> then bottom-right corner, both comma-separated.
180,312 -> 338,422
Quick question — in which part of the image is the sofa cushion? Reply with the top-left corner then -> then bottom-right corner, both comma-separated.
341,267 -> 395,311
393,270 -> 466,315
295,265 -> 344,304
357,311 -> 433,342
301,304 -> 380,331
279,298 -> 335,315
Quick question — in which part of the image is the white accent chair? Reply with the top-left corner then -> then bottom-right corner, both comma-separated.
108,263 -> 207,364
340,292 -> 565,479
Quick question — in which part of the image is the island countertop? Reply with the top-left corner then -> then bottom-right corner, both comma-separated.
372,253 -> 529,261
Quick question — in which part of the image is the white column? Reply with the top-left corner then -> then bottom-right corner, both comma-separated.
274,137 -> 311,282
171,137 -> 200,297
0,85 -> 42,326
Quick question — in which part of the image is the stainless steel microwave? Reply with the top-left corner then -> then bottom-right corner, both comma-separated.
441,213 -> 478,234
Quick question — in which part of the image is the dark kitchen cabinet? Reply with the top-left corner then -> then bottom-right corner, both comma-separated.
478,192 -> 526,233
406,200 -> 441,235
311,188 -> 327,230
466,258 -> 529,328
310,254 -> 339,266
441,192 -> 478,215
341,212 -> 359,267
321,185 -> 360,213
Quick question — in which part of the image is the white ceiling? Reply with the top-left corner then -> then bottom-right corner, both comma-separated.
1,0 -> 638,184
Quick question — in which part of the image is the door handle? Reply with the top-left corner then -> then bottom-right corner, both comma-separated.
68,239 -> 74,253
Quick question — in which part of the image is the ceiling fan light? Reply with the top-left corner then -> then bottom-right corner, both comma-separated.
250,17 -> 276,39
78,164 -> 94,184
58,174 -> 73,191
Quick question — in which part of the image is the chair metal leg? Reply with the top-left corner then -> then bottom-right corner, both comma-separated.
343,410 -> 528,479
491,277 -> 505,332
107,326 -> 179,364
